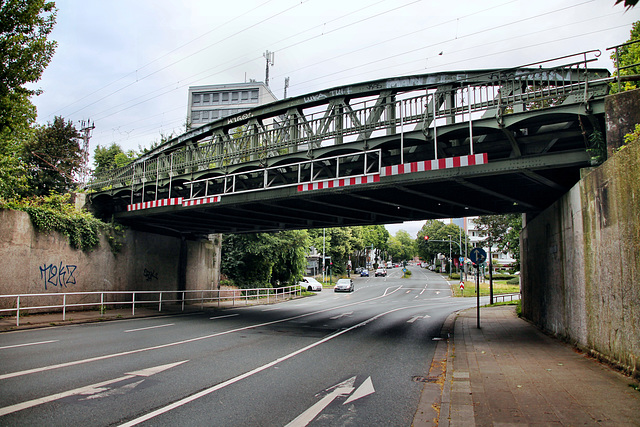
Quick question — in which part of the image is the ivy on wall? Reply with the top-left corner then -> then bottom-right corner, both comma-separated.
1,193 -> 124,252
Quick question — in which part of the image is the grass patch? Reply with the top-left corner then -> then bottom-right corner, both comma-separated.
451,280 -> 520,297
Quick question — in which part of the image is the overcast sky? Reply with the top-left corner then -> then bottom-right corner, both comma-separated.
28,0 -> 639,237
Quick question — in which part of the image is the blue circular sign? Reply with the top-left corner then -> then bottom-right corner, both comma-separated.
469,247 -> 487,264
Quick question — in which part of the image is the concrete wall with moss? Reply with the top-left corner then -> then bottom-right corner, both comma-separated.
521,91 -> 640,379
0,209 -> 215,307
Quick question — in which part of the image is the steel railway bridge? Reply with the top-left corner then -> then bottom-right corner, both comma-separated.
88,51 -> 611,237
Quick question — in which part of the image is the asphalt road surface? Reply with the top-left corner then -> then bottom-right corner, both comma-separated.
0,266 -> 482,426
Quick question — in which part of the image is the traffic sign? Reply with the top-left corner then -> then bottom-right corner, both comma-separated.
469,247 -> 487,265
459,282 -> 464,290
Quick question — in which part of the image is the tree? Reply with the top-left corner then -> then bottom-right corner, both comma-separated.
0,0 -> 57,200
388,230 -> 417,262
93,143 -> 137,175
23,116 -> 83,195
221,230 -> 309,288
416,220 -> 465,271
472,214 -> 522,270
615,0 -> 638,9
609,20 -> 640,94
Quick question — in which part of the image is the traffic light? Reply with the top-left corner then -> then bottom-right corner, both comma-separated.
424,235 -> 429,241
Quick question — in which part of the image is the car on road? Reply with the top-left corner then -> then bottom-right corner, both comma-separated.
299,277 -> 323,291
375,268 -> 387,277
334,278 -> 354,292
360,269 -> 369,277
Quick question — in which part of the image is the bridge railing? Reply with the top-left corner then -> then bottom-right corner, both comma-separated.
0,286 -> 302,327
86,51 -> 608,195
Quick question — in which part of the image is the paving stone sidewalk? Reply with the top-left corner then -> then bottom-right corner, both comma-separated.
434,305 -> 640,426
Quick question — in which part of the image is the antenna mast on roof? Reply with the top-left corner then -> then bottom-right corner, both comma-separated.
263,50 -> 274,87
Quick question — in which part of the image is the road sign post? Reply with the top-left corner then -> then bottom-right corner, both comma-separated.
469,247 -> 487,329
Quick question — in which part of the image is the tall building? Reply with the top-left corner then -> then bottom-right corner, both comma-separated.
187,82 -> 278,127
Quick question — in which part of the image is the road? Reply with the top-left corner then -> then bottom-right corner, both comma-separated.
0,266 -> 483,426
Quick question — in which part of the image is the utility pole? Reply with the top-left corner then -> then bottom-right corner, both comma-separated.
284,77 -> 290,98
263,50 -> 274,87
78,119 -> 95,185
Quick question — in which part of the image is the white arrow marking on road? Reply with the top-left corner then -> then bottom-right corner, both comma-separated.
344,376 -> 375,405
0,360 -> 188,416
285,377 -> 356,427
407,314 -> 431,323
329,311 -> 353,320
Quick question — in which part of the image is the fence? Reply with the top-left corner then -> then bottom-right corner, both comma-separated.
492,293 -> 521,303
0,286 -> 302,327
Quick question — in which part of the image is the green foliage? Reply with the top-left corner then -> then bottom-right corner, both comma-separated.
388,229 -> 417,262
1,193 -> 124,253
507,277 -> 521,285
22,116 -> 83,195
221,230 -> 310,288
621,123 -> 640,152
587,130 -> 607,164
416,220 -> 465,263
93,143 -> 137,175
473,214 -> 522,270
609,21 -> 640,94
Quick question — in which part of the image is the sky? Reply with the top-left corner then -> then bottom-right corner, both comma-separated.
27,0 -> 639,237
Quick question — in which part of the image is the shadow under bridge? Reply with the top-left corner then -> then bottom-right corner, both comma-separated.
88,52 -> 610,237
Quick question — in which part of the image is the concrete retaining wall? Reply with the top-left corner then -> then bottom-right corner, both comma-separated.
0,209 -> 215,307
521,99 -> 640,378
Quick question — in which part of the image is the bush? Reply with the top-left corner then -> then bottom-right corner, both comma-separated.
507,277 -> 520,285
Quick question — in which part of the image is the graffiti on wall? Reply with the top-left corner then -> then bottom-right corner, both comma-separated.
143,268 -> 158,282
39,262 -> 77,289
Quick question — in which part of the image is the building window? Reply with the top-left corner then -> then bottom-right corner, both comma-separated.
212,93 -> 219,103
202,110 -> 209,120
192,94 -> 201,105
211,110 -> 219,120
232,92 -> 239,102
203,93 -> 210,104
192,111 -> 200,121
241,91 -> 249,101
222,92 -> 229,102
251,90 -> 259,101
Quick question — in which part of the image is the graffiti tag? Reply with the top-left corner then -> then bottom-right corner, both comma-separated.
39,263 -> 77,290
144,268 -> 158,282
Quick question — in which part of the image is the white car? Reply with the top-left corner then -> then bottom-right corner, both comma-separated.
300,277 -> 323,291
334,278 -> 354,292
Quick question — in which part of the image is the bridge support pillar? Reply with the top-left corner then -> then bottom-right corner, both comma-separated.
605,88 -> 640,157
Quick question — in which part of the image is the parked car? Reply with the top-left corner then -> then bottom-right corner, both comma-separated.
375,268 -> 387,277
334,278 -> 354,292
299,277 -> 323,291
360,269 -> 369,277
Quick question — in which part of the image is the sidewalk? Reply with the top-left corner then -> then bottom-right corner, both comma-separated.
415,305 -> 640,426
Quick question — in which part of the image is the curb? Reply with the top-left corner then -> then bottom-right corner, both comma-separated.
412,310 -> 458,427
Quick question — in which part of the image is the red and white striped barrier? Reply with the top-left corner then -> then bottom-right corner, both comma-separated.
127,197 -> 183,212
297,174 -> 380,192
182,196 -> 221,207
381,153 -> 488,177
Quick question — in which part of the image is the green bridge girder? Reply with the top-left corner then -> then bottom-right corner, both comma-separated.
88,52 -> 611,237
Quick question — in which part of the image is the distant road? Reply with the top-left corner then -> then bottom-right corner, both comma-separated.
0,266 -> 482,426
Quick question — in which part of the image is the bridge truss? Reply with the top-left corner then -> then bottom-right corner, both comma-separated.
88,51 -> 610,237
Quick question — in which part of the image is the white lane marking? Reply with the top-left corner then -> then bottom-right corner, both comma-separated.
209,313 -> 239,320
0,287 -> 403,381
124,324 -> 174,333
0,340 -> 58,350
329,311 -> 353,320
119,305 -> 415,427
407,314 -> 431,323
286,377 -> 356,427
344,376 -> 375,405
0,361 -> 188,417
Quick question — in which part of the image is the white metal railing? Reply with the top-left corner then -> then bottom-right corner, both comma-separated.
492,292 -> 521,303
0,286 -> 302,327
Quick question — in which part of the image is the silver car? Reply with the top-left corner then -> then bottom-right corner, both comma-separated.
300,277 -> 323,291
334,278 -> 354,292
